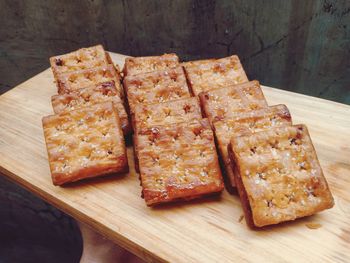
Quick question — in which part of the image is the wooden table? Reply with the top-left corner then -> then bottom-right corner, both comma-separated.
1,52 -> 349,263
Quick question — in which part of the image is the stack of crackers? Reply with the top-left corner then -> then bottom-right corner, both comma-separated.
183,55 -> 334,228
124,54 -> 224,206
43,45 -> 129,186
42,46 -> 334,229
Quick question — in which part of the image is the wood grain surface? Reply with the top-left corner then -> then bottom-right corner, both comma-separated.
0,52 -> 349,263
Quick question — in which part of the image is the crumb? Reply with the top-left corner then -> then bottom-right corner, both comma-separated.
238,214 -> 244,223
305,222 -> 322,229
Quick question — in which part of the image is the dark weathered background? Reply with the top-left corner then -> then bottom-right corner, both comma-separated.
0,176 -> 82,262
0,0 -> 349,262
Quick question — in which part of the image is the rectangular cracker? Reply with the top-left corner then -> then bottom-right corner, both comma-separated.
136,119 -> 224,206
56,65 -> 123,97
123,66 -> 191,116
42,102 -> 128,185
123,53 -> 179,76
214,105 -> 292,189
133,97 -> 203,172
199,80 -> 268,125
228,125 -> 334,228
50,45 -> 112,77
51,81 -> 130,135
183,55 -> 249,95
133,97 -> 202,132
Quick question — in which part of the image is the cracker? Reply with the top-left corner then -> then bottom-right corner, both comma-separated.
56,65 -> 123,97
123,67 -> 191,116
42,102 -> 128,185
199,80 -> 267,125
51,81 -> 130,135
136,119 -> 223,206
183,55 -> 248,95
133,97 -> 202,172
228,125 -> 334,227
123,53 -> 179,76
214,105 -> 292,188
133,97 -> 202,132
50,45 -> 112,77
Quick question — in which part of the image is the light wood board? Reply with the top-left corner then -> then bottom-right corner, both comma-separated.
0,52 -> 349,263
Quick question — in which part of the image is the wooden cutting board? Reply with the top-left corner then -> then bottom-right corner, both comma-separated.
0,52 -> 349,263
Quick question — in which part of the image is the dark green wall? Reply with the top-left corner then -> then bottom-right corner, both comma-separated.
1,0 -> 349,103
